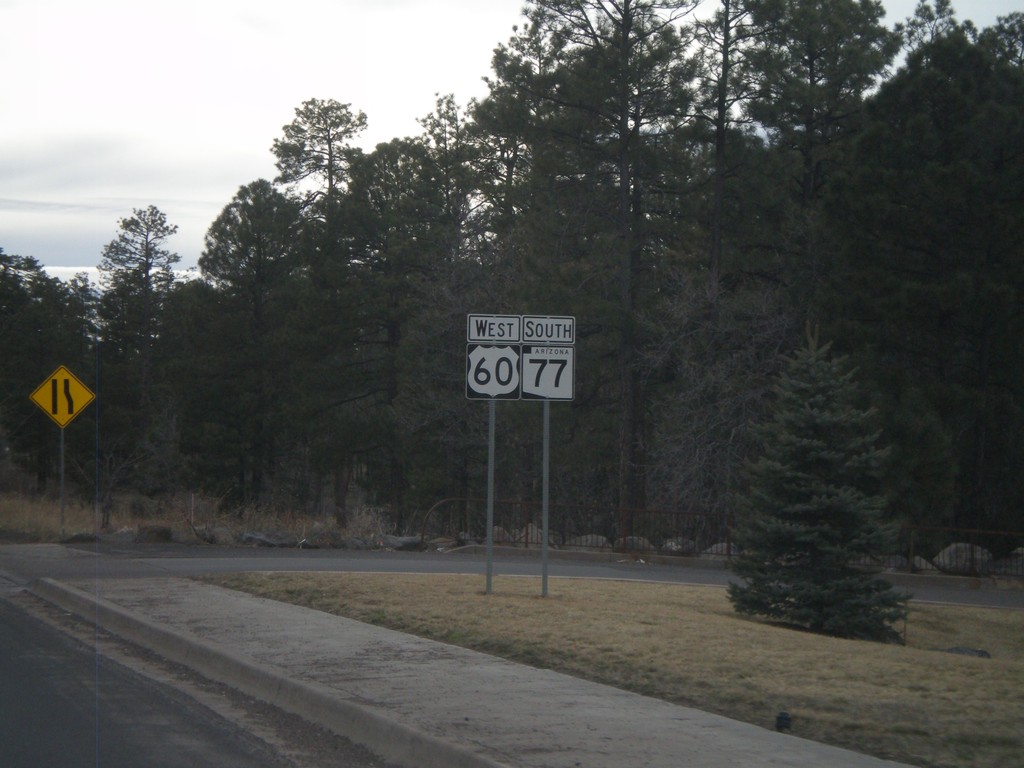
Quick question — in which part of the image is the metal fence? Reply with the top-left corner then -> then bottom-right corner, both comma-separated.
896,525 -> 1024,577
419,497 -> 734,557
417,498 -> 1024,577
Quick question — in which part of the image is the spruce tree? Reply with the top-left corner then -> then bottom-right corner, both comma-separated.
727,327 -> 908,642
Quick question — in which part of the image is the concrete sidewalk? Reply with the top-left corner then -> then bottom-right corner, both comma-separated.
31,577 -> 913,768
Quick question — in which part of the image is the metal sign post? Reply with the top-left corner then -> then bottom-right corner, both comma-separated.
486,399 -> 496,595
29,366 -> 96,538
542,399 -> 550,597
59,428 -> 65,537
466,315 -> 574,597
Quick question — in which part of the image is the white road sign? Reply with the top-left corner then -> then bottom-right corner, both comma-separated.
466,344 -> 521,399
465,313 -> 576,401
521,345 -> 574,400
467,314 -> 522,343
522,315 -> 575,345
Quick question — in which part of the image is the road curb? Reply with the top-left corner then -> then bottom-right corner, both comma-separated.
30,578 -> 508,768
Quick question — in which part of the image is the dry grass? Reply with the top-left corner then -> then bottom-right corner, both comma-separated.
0,493 -> 101,541
0,492 -> 233,543
207,571 -> 1024,768
0,492 -> 372,545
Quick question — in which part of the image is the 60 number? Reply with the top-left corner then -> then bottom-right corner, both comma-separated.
474,356 -> 516,387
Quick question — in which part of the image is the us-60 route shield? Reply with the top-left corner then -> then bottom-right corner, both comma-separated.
466,344 -> 521,399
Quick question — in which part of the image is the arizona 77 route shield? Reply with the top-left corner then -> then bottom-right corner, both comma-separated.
520,345 -> 574,400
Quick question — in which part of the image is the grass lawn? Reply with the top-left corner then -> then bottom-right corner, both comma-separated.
205,571 -> 1024,768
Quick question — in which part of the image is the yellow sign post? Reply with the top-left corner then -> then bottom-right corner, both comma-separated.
29,365 -> 96,537
30,365 -> 95,428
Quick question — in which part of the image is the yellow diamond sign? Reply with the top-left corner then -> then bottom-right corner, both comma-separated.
30,365 -> 95,428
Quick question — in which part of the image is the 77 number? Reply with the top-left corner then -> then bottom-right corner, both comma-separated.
529,358 -> 567,388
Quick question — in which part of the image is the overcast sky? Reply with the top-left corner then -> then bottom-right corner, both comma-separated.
1,0 -> 1018,280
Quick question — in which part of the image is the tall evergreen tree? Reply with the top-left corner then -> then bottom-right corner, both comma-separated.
825,28 -> 1024,531
898,0 -> 972,51
344,138 -> 436,524
728,327 -> 907,643
745,0 -> 899,207
272,97 -> 367,209
478,0 -> 700,515
193,180 -> 303,508
692,0 -> 758,293
744,0 -> 899,311
98,205 -> 179,390
978,11 -> 1024,66
96,206 -> 181,503
269,98 -> 371,519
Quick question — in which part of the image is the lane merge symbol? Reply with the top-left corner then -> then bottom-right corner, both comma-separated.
29,365 -> 95,428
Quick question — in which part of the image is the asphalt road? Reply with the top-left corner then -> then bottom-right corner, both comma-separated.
0,596 -> 295,768
1,541 -> 1022,609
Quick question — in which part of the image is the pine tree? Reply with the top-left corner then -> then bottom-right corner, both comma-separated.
824,28 -> 1024,532
727,326 -> 908,642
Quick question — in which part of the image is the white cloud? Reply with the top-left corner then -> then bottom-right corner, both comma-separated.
3,0 -> 1019,271
2,0 -> 524,268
